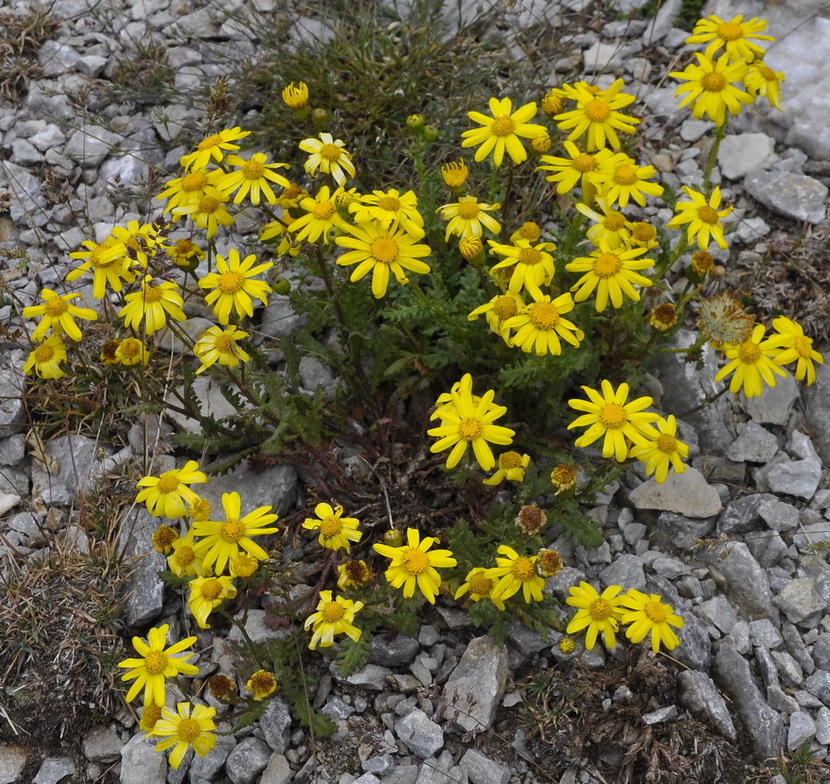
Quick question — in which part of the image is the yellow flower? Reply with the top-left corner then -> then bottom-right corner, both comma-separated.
589,152 -> 664,209
337,560 -> 373,590
246,670 -> 278,700
537,548 -> 564,577
198,249 -> 273,324
335,220 -> 431,299
557,637 -> 576,655
152,524 -> 178,554
118,275 -> 186,335
628,220 -> 659,250
169,238 -> 206,269
482,451 -> 530,486
139,702 -> 163,733
193,325 -> 251,374
230,553 -> 260,578
566,582 -> 624,650
488,545 -> 546,605
565,240 -> 653,311
459,235 -> 484,260
438,196 -> 502,241
629,415 -> 689,484
744,61 -> 785,111
172,191 -> 234,239
180,127 -> 251,170
291,185 -> 351,245
349,189 -> 425,239
550,464 -> 577,493
767,316 -> 824,385
110,220 -> 159,270
117,624 -> 199,706
714,323 -> 789,397
66,238 -> 134,299
575,200 -> 630,249
304,590 -> 364,649
23,334 -> 68,379
454,567 -> 504,611
686,14 -> 774,63
427,373 -> 515,471
666,186 -> 733,249
187,575 -> 237,629
299,132 -> 356,186
503,291 -> 584,356
461,97 -> 546,166
217,152 -> 291,205
373,527 -> 457,604
649,303 -> 679,332
23,288 -> 98,342
156,168 -> 227,213
567,380 -> 659,462
192,491 -> 279,575
281,81 -> 309,109
114,337 -> 150,366
511,221 -> 542,243
553,79 -> 640,151
537,141 -> 601,196
150,702 -> 217,769
302,502 -> 362,552
441,159 -> 469,191
487,238 -> 556,298
136,460 -> 207,519
168,529 -> 207,578
671,52 -> 752,126
619,590 -> 684,652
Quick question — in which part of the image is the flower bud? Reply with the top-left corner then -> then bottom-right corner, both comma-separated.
383,529 -> 403,547
423,124 -> 439,142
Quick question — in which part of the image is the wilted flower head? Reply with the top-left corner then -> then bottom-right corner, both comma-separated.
550,464 -> 577,493
515,505 -> 547,537
208,674 -> 236,700
537,548 -> 564,577
697,292 -> 755,346
649,303 -> 679,332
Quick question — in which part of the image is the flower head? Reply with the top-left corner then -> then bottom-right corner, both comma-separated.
198,249 -> 273,324
427,373 -> 515,471
117,624 -> 199,706
714,323 -> 789,397
299,132 -> 356,186
566,581 -> 624,650
156,168 -> 227,213
568,380 -> 659,462
619,590 -> 684,652
766,316 -> 824,385
114,337 -> 150,366
468,292 -> 525,344
247,669 -> 278,700
168,529 -> 207,578
230,552 -> 260,578
152,524 -> 179,554
304,590 -> 364,649
118,276 -> 186,335
537,141 -> 601,197
180,127 -> 251,170
23,334 -> 68,379
686,14 -> 774,62
575,200 -> 630,249
282,81 -> 309,109
487,238 -> 556,298
150,702 -> 217,769
350,189 -> 425,239
372,527 -> 457,604
22,288 -> 98,342
461,97 -> 546,166
337,559 -> 373,590
697,292 -> 755,346
291,185 -> 351,244
66,238 -> 133,299
671,52 -> 753,126
482,451 -> 530,486
303,502 -> 362,552
217,153 -> 291,205
172,191 -> 234,239
188,575 -> 237,629
193,325 -> 251,374
502,291 -> 584,356
488,545 -> 546,605
514,504 -> 547,536
537,548 -> 564,578
441,159 -> 469,191
667,186 -> 733,249
454,567 -> 504,610
553,79 -> 640,151
589,152 -> 664,209
565,240 -> 653,311
136,460 -> 207,519
629,414 -> 689,484
438,196 -> 501,241
649,303 -> 679,332
744,61 -> 785,111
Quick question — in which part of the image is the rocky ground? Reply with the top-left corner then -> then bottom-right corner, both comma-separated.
1,0 -> 830,782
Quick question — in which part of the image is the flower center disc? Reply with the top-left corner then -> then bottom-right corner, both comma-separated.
218,271 -> 245,294
594,253 -> 621,277
221,519 -> 244,543
142,284 -> 165,303
604,213 -> 625,230
201,578 -> 223,600
469,574 -> 493,595
644,600 -> 669,622
501,451 -> 522,469
492,296 -> 518,320
512,556 -> 535,580
457,202 -> 480,219
214,334 -> 236,353
44,297 -> 68,316
589,597 -> 614,620
198,134 -> 221,151
178,718 -> 201,741
717,21 -> 743,40
657,434 -> 677,454
176,547 -> 195,566
517,248 -> 542,266
759,65 -> 776,81
320,143 -> 342,162
34,344 -> 55,362
528,302 -> 559,330
697,206 -> 719,224
242,160 -> 265,180
613,166 -> 638,186
199,196 -> 220,213
320,515 -> 343,537
793,335 -> 813,358
376,196 -> 401,212
156,474 -> 179,494
144,651 -> 167,675
738,341 -> 762,363
402,547 -> 428,575
701,72 -> 727,92
312,201 -> 336,219
599,403 -> 627,429
585,99 -> 610,121
491,116 -> 515,136
459,418 -> 483,440
573,154 -> 596,172
182,172 -> 208,191
321,602 -> 345,622
370,237 -> 398,264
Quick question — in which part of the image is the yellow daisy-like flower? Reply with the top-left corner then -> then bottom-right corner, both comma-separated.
168,529 -> 207,578
744,61 -> 785,111
714,323 -> 789,398
649,303 -> 679,332
299,132 -> 356,186
441,159 -> 469,191
281,81 -> 309,109
304,590 -> 364,649
169,237 -> 206,269
554,79 -> 640,151
550,464 -> 577,493
150,702 -> 217,769
22,288 -> 98,342
139,702 -> 163,733
23,334 -> 68,379
766,316 -> 825,385
575,200 -> 630,250
187,575 -> 237,629
537,548 -> 564,578
292,185 -> 351,245
565,240 -> 653,311
566,582 -> 624,650
302,502 -> 363,553
468,292 -> 525,344
337,560 -> 373,590
567,379 -> 660,462
109,220 -> 159,270
453,567 -> 504,611
487,238 -> 556,298
438,196 -> 502,241
198,249 -> 273,325
629,414 -> 689,484
372,527 -> 457,604
230,553 -> 260,578
192,491 -> 279,575
246,670 -> 278,700
152,524 -> 178,554
156,168 -> 227,213
686,14 -> 774,63
666,186 -> 733,250
589,152 -> 664,209
172,191 -> 234,239
136,460 -> 207,519
482,451 -> 530,486
503,291 -> 584,356
193,325 -> 251,374
217,152 -> 291,206
66,238 -> 133,299
619,590 -> 684,653
335,220 -> 431,299
628,220 -> 659,250
118,275 -> 186,335
349,189 -> 425,239
671,52 -> 752,126
488,545 -> 546,605
117,624 -> 199,706
180,126 -> 251,170
427,373 -> 515,471
115,337 -> 150,366
461,97 -> 546,166
537,141 -> 602,197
